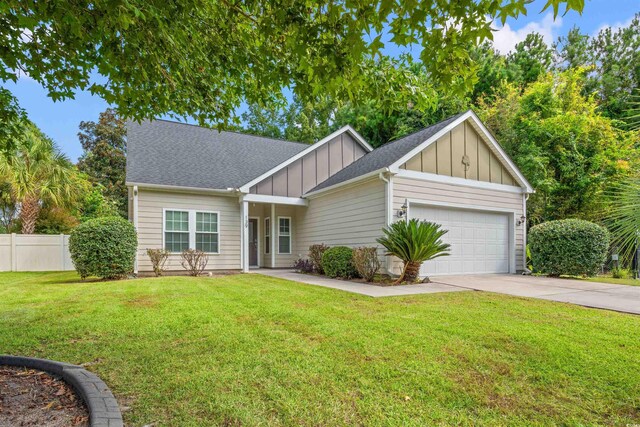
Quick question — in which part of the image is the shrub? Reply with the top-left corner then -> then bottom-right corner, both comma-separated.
180,249 -> 208,276
352,247 -> 380,282
146,248 -> 169,277
611,267 -> 632,279
376,219 -> 450,284
528,219 -> 609,277
322,246 -> 358,279
293,258 -> 314,273
308,243 -> 329,274
69,216 -> 137,279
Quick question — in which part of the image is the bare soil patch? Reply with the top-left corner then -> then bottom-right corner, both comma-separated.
0,365 -> 88,427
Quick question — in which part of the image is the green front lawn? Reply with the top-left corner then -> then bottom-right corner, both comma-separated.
1,272 -> 639,426
585,275 -> 640,287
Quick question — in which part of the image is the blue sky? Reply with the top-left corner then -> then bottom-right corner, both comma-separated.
5,0 -> 639,161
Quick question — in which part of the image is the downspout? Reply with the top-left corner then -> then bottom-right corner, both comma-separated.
379,168 -> 393,275
523,192 -> 529,273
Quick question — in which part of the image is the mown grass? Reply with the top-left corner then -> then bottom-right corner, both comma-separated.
585,275 -> 640,287
1,271 -> 639,426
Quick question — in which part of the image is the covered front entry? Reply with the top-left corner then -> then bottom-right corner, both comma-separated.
410,204 -> 514,276
239,195 -> 307,272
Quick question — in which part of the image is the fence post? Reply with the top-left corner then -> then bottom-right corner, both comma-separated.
60,233 -> 65,270
10,233 -> 17,272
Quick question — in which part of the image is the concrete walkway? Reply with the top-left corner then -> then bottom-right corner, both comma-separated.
252,269 -> 468,297
253,269 -> 640,315
434,274 -> 640,315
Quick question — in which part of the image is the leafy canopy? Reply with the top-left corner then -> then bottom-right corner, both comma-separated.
0,0 -> 583,125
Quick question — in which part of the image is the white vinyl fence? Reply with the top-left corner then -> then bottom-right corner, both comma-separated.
0,234 -> 74,272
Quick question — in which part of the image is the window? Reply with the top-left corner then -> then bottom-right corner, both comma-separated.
278,217 -> 291,254
264,217 -> 270,254
165,210 -> 189,252
164,209 -> 219,253
196,212 -> 219,253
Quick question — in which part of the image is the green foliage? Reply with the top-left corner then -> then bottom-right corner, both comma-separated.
78,187 -> 120,222
479,69 -> 639,224
0,87 -> 26,152
0,1 -> 583,125
610,267 -> 632,279
352,247 -> 381,282
506,33 -> 554,85
0,120 -> 85,233
322,246 -> 358,279
377,219 -> 450,284
308,244 -> 329,275
528,219 -> 609,277
77,109 -> 128,218
69,216 -> 137,279
33,206 -> 78,234
605,178 -> 640,265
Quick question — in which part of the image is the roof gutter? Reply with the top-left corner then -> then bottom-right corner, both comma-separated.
126,182 -> 235,196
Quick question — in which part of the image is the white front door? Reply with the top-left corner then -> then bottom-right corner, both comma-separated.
410,205 -> 511,276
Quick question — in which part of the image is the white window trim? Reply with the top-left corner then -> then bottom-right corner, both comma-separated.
277,216 -> 292,255
264,217 -> 271,255
162,208 -> 221,254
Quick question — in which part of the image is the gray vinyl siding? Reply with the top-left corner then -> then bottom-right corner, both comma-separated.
250,133 -> 367,197
296,178 -> 387,267
392,177 -> 525,273
136,189 -> 241,272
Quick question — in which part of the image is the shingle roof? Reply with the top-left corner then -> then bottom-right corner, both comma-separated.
306,112 -> 467,193
126,119 -> 308,190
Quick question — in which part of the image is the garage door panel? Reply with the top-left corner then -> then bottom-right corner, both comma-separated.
411,205 -> 511,276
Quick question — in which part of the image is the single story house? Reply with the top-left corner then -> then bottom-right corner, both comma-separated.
126,110 -> 534,276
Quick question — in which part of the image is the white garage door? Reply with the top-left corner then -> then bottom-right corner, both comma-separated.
410,205 -> 511,276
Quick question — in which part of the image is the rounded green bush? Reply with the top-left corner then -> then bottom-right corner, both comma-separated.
69,216 -> 138,279
321,246 -> 358,279
528,219 -> 609,277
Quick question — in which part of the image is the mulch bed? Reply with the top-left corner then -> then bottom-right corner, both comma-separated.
0,365 -> 89,427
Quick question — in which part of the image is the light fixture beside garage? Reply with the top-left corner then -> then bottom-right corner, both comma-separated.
517,215 -> 526,226
397,202 -> 408,218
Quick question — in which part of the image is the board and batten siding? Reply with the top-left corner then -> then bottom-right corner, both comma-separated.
296,178 -> 387,267
392,176 -> 525,274
401,121 -> 517,186
136,189 -> 241,272
249,133 -> 367,197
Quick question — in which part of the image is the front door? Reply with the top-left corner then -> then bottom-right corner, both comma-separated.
248,218 -> 258,267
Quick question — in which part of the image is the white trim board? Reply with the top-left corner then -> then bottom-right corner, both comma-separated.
239,125 -> 373,192
389,110 -> 534,193
241,194 -> 308,206
395,169 -> 524,194
127,182 -> 235,196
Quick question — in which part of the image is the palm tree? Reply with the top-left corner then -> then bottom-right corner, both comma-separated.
377,219 -> 450,284
0,123 -> 81,234
605,178 -> 640,270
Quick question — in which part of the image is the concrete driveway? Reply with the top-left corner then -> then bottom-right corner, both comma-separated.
432,274 -> 640,315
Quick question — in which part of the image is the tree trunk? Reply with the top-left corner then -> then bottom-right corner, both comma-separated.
394,261 -> 422,284
404,261 -> 422,283
20,195 -> 41,234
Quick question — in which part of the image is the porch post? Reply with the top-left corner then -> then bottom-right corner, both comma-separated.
241,199 -> 249,272
270,203 -> 276,267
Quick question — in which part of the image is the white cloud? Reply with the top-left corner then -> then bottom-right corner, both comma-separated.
491,12 -> 563,54
593,16 -> 634,37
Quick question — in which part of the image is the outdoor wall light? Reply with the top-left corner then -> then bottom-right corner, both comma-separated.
397,202 -> 408,218
516,215 -> 526,226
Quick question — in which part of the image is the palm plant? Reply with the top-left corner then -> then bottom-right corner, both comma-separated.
0,123 -> 81,234
605,178 -> 640,271
377,219 -> 450,284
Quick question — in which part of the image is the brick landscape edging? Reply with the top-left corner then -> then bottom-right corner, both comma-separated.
0,355 -> 123,427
